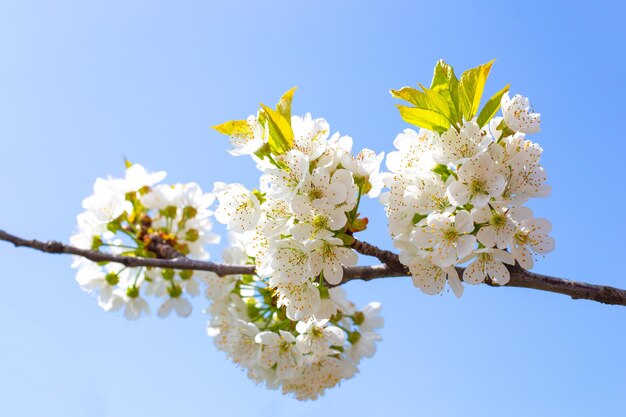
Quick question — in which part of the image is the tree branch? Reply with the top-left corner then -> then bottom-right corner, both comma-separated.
347,239 -> 626,306
0,229 -> 254,277
1,229 -> 625,306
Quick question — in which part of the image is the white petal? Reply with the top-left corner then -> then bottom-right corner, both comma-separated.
463,259 -> 486,285
454,210 -> 474,234
446,181 -> 469,207
446,267 -> 464,298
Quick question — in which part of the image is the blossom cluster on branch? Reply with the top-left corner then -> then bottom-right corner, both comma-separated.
70,163 -> 220,319
65,59 -> 556,400
381,60 -> 554,297
209,90 -> 384,397
206,233 -> 382,400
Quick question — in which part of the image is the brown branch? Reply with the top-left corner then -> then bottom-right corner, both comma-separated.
1,229 -> 626,307
0,229 -> 254,277
348,239 -> 626,306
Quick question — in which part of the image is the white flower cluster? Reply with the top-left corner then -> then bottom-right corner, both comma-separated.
382,92 -> 555,296
205,233 -> 383,401
70,163 -> 219,320
209,102 -> 385,399
214,112 -> 384,321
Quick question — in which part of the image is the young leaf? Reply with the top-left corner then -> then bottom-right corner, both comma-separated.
260,104 -> 294,155
396,105 -> 450,134
458,59 -> 495,121
391,86 -> 453,130
390,86 -> 431,108
212,119 -> 253,137
430,59 -> 460,123
476,83 -> 510,128
276,87 -> 297,121
418,83 -> 454,124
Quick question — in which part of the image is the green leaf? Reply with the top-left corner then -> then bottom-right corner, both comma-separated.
430,59 -> 460,123
212,119 -> 252,137
412,213 -> 428,225
276,87 -> 297,121
391,85 -> 454,130
458,59 -> 495,122
418,83 -> 454,124
476,83 -> 510,128
396,105 -> 450,134
390,86 -> 430,108
260,103 -> 294,155
432,163 -> 452,182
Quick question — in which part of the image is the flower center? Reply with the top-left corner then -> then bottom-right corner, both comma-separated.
491,212 -> 506,228
309,188 -> 324,200
313,215 -> 329,230
279,340 -> 291,353
443,228 -> 459,242
469,179 -> 486,195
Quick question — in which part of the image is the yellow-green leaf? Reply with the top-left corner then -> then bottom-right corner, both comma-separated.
260,104 -> 293,155
390,86 -> 430,108
418,83 -> 454,124
476,83 -> 510,128
212,119 -> 252,137
396,105 -> 450,134
430,59 -> 460,124
391,85 -> 453,129
276,87 -> 297,121
458,59 -> 495,121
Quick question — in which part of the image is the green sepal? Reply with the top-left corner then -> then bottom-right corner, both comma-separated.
252,189 -> 266,205
347,331 -> 361,344
318,285 -> 330,300
179,270 -> 193,280
352,311 -> 365,325
91,235 -> 103,250
161,268 -> 175,281
167,284 -> 182,298
185,228 -> 199,242
335,232 -> 355,246
126,286 -> 140,298
160,205 -> 178,219
412,213 -> 428,225
105,273 -> 119,286
432,163 -> 452,182
496,118 -> 516,139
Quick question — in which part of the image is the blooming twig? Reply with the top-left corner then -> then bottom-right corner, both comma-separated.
2,229 -> 626,306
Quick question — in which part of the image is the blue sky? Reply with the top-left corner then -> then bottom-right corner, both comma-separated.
1,1 -> 625,416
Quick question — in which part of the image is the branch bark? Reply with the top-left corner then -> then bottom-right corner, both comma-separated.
2,229 -> 625,307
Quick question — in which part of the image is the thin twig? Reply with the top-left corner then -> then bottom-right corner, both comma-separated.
1,229 -> 626,306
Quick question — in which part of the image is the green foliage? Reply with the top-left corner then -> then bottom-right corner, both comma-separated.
476,83 -> 510,127
458,59 -> 494,121
276,87 -> 297,121
212,119 -> 253,137
213,88 -> 298,156
392,59 -> 509,133
259,103 -> 294,155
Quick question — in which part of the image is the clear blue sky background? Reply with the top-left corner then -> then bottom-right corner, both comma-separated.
1,1 -> 625,416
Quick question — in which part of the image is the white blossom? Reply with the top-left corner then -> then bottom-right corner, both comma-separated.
411,211 -> 476,267
462,248 -> 515,285
228,115 -> 268,156
256,330 -> 304,380
213,182 -> 261,232
447,153 -> 505,208
501,93 -> 541,134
